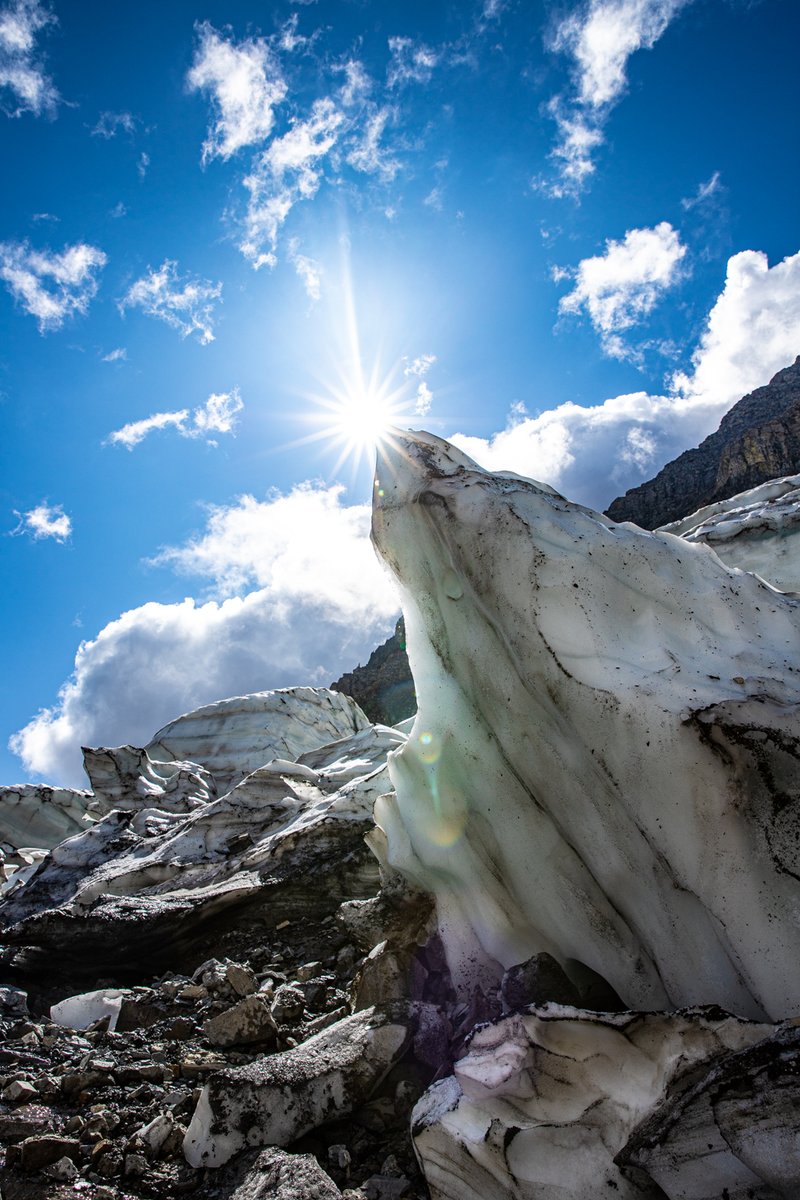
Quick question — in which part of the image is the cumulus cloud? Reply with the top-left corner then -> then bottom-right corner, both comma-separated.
106,388 -> 243,450
557,222 -> 687,358
11,484 -> 399,786
12,501 -> 71,542
187,21 -> 287,163
119,260 -> 223,344
450,247 -> 800,511
0,240 -> 107,331
544,0 -> 691,195
0,0 -> 58,118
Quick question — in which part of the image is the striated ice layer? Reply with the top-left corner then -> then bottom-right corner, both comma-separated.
371,430 -> 800,1021
146,687 -> 372,794
659,473 -> 800,592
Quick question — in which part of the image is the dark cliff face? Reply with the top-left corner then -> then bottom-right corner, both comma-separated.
605,356 -> 800,529
331,616 -> 416,726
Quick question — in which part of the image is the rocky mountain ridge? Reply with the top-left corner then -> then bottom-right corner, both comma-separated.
331,618 -> 415,728
606,355 -> 800,528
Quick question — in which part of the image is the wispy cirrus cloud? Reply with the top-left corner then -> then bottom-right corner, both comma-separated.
555,221 -> 687,359
12,501 -> 71,542
287,239 -> 322,301
681,170 -> 721,211
241,97 -> 343,267
186,20 -> 287,163
543,0 -> 692,196
0,240 -> 107,331
90,110 -> 136,139
0,0 -> 58,118
187,20 -> 476,270
119,260 -> 223,344
101,346 -> 127,363
386,36 -> 439,88
346,105 -> 400,182
106,389 -> 243,450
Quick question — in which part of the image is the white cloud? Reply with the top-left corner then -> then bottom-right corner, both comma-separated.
91,110 -> 136,139
107,409 -> 190,450
137,150 -> 149,178
404,353 -> 436,378
190,388 -> 244,439
346,105 -> 400,181
0,240 -> 107,331
278,13 -> 316,54
414,381 -> 432,416
387,36 -> 439,88
557,222 -> 687,358
106,388 -> 243,450
119,260 -> 223,344
187,21 -> 287,163
0,0 -> 58,118
681,170 -> 721,211
545,0 -> 691,195
11,485 -> 399,786
450,247 -> 800,511
423,185 -> 444,212
12,501 -> 71,542
338,59 -> 372,107
404,353 -> 436,414
241,98 -> 343,267
287,239 -> 322,301
101,346 -> 127,363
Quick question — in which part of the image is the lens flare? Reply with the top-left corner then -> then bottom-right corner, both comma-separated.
283,235 -> 425,479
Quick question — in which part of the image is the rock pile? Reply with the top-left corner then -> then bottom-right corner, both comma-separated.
0,861 -> 444,1199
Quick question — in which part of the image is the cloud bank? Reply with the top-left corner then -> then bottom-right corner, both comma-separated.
11,484 -> 399,786
451,247 -> 800,509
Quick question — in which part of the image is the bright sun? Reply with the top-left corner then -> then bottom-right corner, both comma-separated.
286,248 -> 421,476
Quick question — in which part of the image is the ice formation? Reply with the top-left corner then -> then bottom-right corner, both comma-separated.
411,1006 -> 793,1199
146,687 -> 371,794
0,695 -> 403,978
660,472 -> 800,592
371,431 -> 800,1020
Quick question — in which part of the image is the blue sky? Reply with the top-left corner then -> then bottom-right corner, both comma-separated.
1,0 -> 799,787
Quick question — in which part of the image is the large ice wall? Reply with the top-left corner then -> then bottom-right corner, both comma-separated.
371,431 -> 800,1021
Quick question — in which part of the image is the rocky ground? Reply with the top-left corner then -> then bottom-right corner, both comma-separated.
0,899 -> 439,1200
